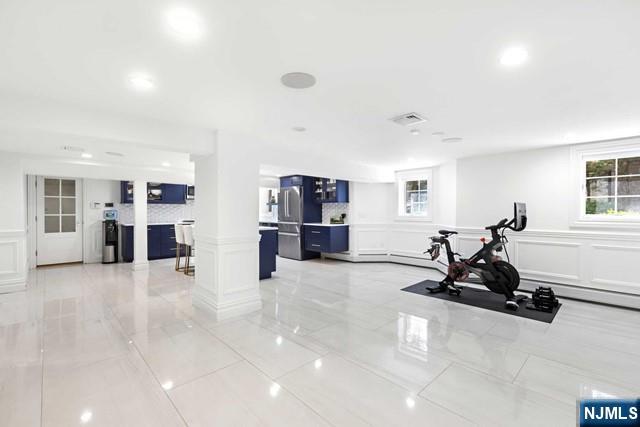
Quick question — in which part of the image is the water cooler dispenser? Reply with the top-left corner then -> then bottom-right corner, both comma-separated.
102,209 -> 119,264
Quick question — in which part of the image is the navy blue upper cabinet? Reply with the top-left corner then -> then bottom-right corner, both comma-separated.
161,184 -> 187,204
279,175 -> 304,188
313,178 -> 349,203
121,181 -> 134,203
120,181 -> 187,204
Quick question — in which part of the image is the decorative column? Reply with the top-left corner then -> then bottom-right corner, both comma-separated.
132,180 -> 149,270
192,131 -> 261,319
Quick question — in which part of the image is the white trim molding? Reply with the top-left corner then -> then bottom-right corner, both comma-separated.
569,137 -> 640,229
326,222 -> 640,308
193,233 -> 262,320
0,229 -> 28,293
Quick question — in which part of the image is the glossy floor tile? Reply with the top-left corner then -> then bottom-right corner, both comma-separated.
279,354 -> 472,427
4,256 -> 640,426
169,360 -> 330,426
420,363 -> 575,427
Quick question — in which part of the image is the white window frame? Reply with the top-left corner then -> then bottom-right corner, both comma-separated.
395,168 -> 433,222
570,137 -> 640,228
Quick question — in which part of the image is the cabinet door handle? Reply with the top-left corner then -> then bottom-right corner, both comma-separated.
312,244 -> 321,247
169,237 -> 176,240
311,231 -> 321,234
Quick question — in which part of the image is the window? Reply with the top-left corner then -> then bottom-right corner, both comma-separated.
396,168 -> 432,220
44,178 -> 77,233
404,179 -> 428,215
584,156 -> 640,217
571,138 -> 640,226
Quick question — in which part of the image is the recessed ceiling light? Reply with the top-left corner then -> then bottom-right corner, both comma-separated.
431,131 -> 445,137
500,46 -> 529,67
292,126 -> 306,132
105,151 -> 125,157
281,72 -> 316,89
165,6 -> 204,42
161,161 -> 171,167
409,129 -> 420,136
80,411 -> 93,424
81,153 -> 93,159
442,137 -> 463,143
128,73 -> 155,91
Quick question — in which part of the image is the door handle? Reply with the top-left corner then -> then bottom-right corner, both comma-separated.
278,232 -> 299,237
311,231 -> 321,234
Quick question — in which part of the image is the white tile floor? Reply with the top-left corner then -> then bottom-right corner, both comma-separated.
1,256 -> 639,426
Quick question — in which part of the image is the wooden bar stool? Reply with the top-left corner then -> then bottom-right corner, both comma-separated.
174,224 -> 186,271
182,225 -> 195,276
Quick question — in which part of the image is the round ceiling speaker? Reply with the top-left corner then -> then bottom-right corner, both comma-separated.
281,72 -> 316,89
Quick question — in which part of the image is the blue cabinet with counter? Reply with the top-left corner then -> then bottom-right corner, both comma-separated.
121,224 -> 182,262
259,228 -> 277,279
304,225 -> 349,253
120,181 -> 187,204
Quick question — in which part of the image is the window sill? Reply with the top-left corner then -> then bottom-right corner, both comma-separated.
571,218 -> 640,231
394,215 -> 433,223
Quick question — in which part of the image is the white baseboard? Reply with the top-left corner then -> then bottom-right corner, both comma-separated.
193,286 -> 262,320
0,277 -> 27,294
131,260 -> 149,271
325,252 -> 640,310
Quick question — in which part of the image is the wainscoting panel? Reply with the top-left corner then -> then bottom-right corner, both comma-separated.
326,222 -> 640,307
515,240 -> 581,284
0,230 -> 27,293
590,244 -> 640,295
352,225 -> 388,255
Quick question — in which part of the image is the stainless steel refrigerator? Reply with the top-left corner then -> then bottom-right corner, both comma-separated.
278,186 -> 304,260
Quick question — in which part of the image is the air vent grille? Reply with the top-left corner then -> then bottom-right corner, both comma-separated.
61,145 -> 85,152
390,112 -> 427,126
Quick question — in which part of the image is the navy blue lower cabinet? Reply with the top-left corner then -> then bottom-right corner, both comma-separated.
120,224 -> 183,262
259,229 -> 277,279
121,225 -> 134,262
304,225 -> 349,253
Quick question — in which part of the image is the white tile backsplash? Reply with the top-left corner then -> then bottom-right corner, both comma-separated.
322,203 -> 349,224
117,201 -> 195,224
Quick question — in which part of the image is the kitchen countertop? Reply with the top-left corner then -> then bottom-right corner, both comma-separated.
303,223 -> 349,227
120,222 -> 193,226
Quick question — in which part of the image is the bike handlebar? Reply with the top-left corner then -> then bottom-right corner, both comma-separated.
485,218 -> 509,230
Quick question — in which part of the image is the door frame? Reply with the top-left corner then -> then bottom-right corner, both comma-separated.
34,176 -> 84,266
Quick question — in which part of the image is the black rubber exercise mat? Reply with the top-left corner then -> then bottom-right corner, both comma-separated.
401,280 -> 561,323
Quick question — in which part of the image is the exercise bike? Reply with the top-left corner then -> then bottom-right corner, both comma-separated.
424,202 -> 528,311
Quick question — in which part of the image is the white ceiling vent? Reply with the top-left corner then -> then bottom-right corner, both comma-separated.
390,112 -> 427,126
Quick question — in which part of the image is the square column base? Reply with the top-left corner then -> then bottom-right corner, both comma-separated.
192,235 -> 262,321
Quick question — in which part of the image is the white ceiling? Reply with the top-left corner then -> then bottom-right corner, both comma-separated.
0,0 -> 639,172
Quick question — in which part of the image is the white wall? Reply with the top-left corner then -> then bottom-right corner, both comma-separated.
82,179 -> 120,263
330,144 -> 640,308
456,146 -> 571,230
0,153 -> 27,292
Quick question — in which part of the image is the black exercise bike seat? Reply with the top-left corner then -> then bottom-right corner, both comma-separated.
438,230 -> 458,236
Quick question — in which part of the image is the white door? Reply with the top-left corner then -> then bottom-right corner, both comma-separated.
36,177 -> 83,265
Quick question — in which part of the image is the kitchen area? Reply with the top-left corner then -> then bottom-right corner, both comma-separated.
87,173 -> 349,281
259,174 -> 350,265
